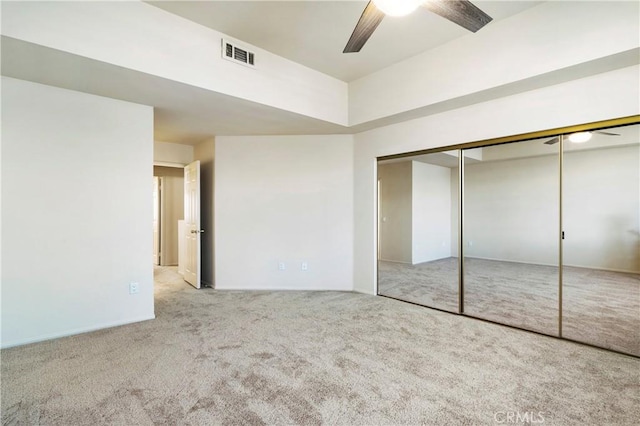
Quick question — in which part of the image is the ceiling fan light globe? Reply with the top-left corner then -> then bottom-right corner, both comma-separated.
373,0 -> 422,17
568,131 -> 592,143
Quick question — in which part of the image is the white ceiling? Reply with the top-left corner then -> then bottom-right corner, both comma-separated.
11,1 -> 630,145
147,1 -> 542,82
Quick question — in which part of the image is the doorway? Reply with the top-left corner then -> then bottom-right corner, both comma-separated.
153,166 -> 185,267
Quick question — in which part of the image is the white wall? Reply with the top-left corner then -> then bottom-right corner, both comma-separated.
154,141 -> 194,166
464,151 -> 559,265
450,144 -> 639,272
450,168 -> 460,258
1,77 -> 154,348
194,138 -> 215,287
564,145 -> 639,272
349,1 -> 640,125
354,66 -> 640,294
412,161 -> 452,264
160,176 -> 184,266
1,1 -> 348,126
378,162 -> 412,263
378,160 -> 454,265
215,135 -> 353,290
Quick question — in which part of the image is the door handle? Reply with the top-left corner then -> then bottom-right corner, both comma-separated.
190,229 -> 205,234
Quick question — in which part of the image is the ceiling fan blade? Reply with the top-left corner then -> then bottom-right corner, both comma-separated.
594,131 -> 620,136
544,137 -> 560,145
343,1 -> 386,53
422,0 -> 493,33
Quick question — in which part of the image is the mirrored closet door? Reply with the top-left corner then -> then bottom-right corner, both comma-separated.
377,152 -> 460,312
462,138 -> 560,335
561,124 -> 640,356
376,119 -> 639,356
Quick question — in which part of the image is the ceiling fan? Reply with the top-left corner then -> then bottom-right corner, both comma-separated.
544,131 -> 621,145
344,0 -> 493,53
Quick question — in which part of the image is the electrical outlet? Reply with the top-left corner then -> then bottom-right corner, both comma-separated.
278,262 -> 286,271
129,282 -> 139,294
301,262 -> 308,271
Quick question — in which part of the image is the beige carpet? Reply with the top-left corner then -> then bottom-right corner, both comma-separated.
379,258 -> 640,356
2,266 -> 639,425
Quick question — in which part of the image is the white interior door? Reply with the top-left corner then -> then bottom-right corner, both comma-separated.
153,177 -> 160,265
184,160 -> 201,288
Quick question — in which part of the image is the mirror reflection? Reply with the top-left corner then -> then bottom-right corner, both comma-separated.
562,123 -> 640,356
377,151 -> 459,312
376,121 -> 639,356
463,137 -> 560,335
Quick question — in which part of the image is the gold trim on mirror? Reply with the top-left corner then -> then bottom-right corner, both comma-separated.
377,115 -> 640,162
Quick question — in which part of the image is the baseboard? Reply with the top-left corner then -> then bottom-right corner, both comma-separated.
153,161 -> 185,168
0,314 -> 156,349
412,256 -> 454,266
563,263 -> 639,274
214,285 -> 352,292
378,258 -> 411,264
466,256 -> 639,274
353,286 -> 376,295
465,255 -> 558,268
380,257 -> 453,266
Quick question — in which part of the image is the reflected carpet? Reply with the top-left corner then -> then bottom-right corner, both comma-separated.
379,258 -> 640,356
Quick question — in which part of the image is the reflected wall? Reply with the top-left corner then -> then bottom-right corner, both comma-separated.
463,138 -> 559,335
562,124 -> 640,356
377,152 -> 459,312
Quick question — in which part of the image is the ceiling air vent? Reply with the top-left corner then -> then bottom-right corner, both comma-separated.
222,39 -> 255,68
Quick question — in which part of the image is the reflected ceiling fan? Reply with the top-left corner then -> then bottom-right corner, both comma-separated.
544,131 -> 621,145
344,0 -> 493,53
